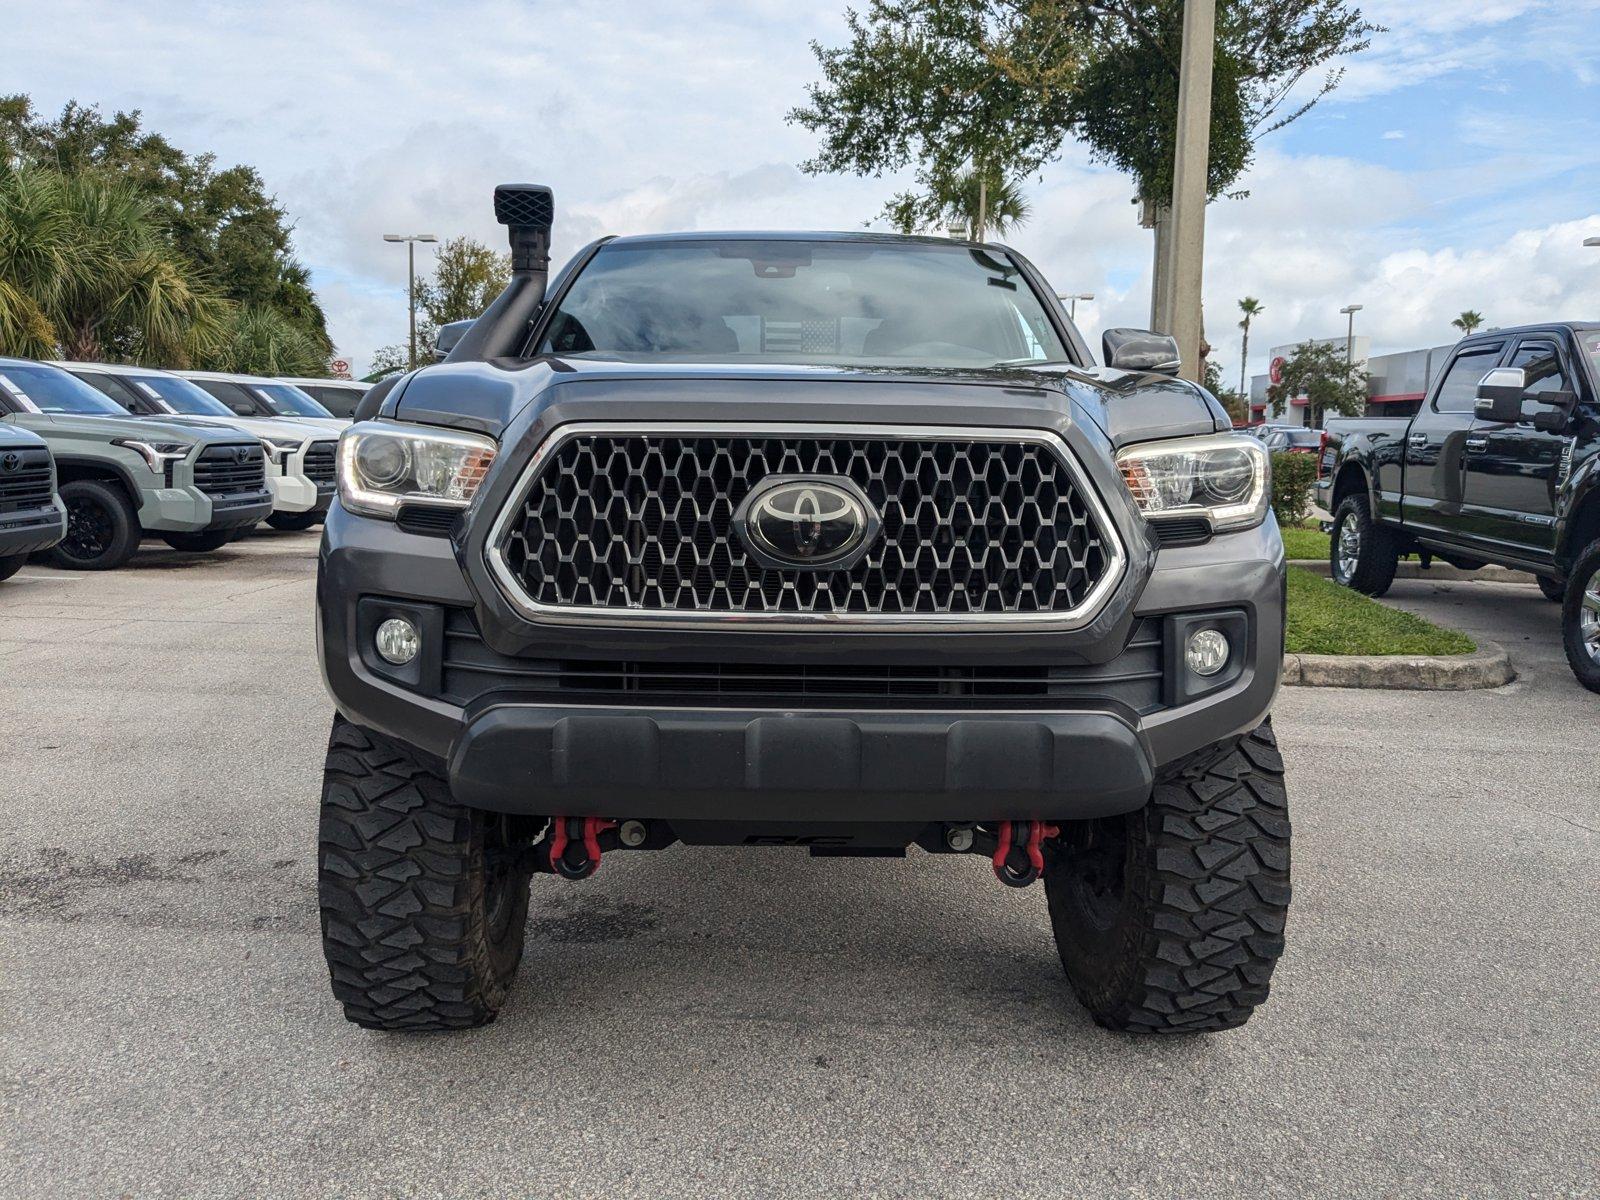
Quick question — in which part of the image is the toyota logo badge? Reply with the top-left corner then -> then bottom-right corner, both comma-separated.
733,475 -> 880,570
0,452 -> 18,473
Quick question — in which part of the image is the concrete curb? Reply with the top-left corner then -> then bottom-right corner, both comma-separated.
1282,640 -> 1515,690
1288,559 -> 1531,584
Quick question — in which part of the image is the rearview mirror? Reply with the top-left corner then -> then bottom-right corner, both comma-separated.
1474,367 -> 1528,423
432,318 -> 475,362
1102,328 -> 1181,376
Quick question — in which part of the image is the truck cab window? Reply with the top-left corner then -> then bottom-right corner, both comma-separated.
1508,342 -> 1570,399
1433,347 -> 1503,413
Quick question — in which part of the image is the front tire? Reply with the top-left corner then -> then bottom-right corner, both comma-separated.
1330,494 -> 1401,596
1536,573 -> 1566,602
47,479 -> 139,571
1561,541 -> 1600,694
1045,720 -> 1291,1034
318,716 -> 535,1031
162,528 -> 235,553
266,510 -> 322,532
0,554 -> 25,583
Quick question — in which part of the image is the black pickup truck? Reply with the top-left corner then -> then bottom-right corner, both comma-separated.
1319,322 -> 1600,691
316,185 -> 1292,1035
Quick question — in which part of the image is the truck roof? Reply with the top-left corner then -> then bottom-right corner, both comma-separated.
600,229 -> 1000,250
1458,321 -> 1599,343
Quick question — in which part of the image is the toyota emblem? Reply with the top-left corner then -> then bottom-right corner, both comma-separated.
0,452 -> 18,473
733,475 -> 880,570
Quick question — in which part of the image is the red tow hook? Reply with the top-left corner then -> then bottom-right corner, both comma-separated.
992,820 -> 1060,888
545,816 -> 617,880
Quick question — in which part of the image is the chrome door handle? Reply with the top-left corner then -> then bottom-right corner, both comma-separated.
1465,437 -> 1488,452
1407,432 -> 1427,445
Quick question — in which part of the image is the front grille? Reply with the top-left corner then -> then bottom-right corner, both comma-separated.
0,448 -> 52,513
193,444 -> 266,497
491,426 -> 1121,624
303,442 -> 337,486
438,608 -> 1164,712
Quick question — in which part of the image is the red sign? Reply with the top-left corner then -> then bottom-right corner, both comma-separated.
1269,356 -> 1286,386
330,358 -> 351,380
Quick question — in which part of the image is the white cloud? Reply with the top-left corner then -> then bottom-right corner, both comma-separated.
1382,130 -> 1405,140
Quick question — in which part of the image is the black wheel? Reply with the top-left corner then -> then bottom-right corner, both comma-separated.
1045,720 -> 1291,1034
1536,573 -> 1566,602
161,528 -> 235,553
47,479 -> 139,571
1562,541 -> 1600,694
1330,494 -> 1401,596
318,716 -> 535,1031
266,510 -> 322,532
0,554 -> 25,583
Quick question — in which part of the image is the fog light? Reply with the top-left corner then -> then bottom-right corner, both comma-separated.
375,617 -> 420,665
1185,628 -> 1229,677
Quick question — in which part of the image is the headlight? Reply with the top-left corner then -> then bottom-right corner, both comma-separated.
1116,434 -> 1270,533
259,436 -> 305,466
338,421 -> 497,518
112,438 -> 191,473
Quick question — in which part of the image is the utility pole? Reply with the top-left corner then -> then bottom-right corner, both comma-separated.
1340,304 -> 1363,366
383,233 -> 438,370
1163,0 -> 1216,384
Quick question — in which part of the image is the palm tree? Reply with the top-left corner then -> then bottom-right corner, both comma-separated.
0,166 -> 230,364
1237,297 -> 1264,397
887,166 -> 1032,239
1451,310 -> 1484,337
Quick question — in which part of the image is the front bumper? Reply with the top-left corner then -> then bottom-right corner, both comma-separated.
268,472 -> 333,514
319,503 -> 1285,823
137,484 -> 274,532
0,497 -> 67,557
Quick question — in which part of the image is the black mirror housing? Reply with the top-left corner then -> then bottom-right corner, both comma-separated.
1103,328 -> 1181,376
1474,367 -> 1529,423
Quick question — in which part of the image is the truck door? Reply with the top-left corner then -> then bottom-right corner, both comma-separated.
1461,335 -> 1575,562
1401,341 -> 1505,539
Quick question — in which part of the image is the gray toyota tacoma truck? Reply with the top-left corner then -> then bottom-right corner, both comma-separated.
0,358 -> 272,569
0,421 -> 66,583
318,185 -> 1291,1034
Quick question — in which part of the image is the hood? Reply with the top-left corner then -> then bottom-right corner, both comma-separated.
389,356 -> 1230,448
0,420 -> 47,450
14,412 -> 257,445
148,413 -> 337,442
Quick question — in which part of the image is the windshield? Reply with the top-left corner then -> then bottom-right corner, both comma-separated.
249,383 -> 334,418
126,374 -> 237,417
0,363 -> 127,415
537,239 -> 1070,369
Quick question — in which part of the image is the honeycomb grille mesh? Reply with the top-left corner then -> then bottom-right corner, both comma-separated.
493,186 -> 554,228
495,432 -> 1116,617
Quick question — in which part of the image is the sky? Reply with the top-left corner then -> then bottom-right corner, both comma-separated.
9,0 -> 1600,384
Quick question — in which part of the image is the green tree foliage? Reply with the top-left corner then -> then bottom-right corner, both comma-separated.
884,165 -> 1032,236
1266,338 -> 1367,426
1451,310 -> 1484,337
1270,448 -> 1318,527
417,236 -> 510,327
212,305 -> 331,376
1204,358 -> 1250,423
790,1 -> 1380,217
0,166 -> 230,364
0,95 -> 330,363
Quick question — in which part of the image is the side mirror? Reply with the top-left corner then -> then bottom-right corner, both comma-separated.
1474,367 -> 1528,423
1103,328 -> 1181,376
432,318 -> 475,361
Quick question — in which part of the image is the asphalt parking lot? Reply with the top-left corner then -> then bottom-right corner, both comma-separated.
2,536 -> 1596,1198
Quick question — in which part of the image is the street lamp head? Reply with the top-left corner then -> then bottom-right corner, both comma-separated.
418,234 -> 438,243
1585,237 -> 1600,248
1340,304 -> 1364,315
383,234 -> 403,242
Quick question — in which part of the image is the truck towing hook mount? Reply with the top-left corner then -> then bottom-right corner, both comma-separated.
542,816 -> 618,880
991,820 -> 1060,889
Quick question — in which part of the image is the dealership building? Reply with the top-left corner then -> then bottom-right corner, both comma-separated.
1248,336 -> 1458,426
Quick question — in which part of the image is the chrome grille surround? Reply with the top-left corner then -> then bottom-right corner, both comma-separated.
484,423 -> 1127,631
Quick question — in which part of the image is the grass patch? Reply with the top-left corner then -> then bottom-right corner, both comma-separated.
1285,566 -> 1476,656
1281,522 -> 1330,561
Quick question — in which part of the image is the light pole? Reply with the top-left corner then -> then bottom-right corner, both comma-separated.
384,233 -> 438,370
1165,0 -> 1216,383
1339,304 -> 1363,367
1057,292 -> 1095,321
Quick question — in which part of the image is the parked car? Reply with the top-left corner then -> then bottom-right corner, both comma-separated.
1260,426 -> 1325,455
278,376 -> 370,421
1320,322 -> 1600,692
314,184 -> 1291,1035
0,421 -> 66,582
62,362 -> 338,532
0,358 -> 271,569
174,370 -> 349,433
